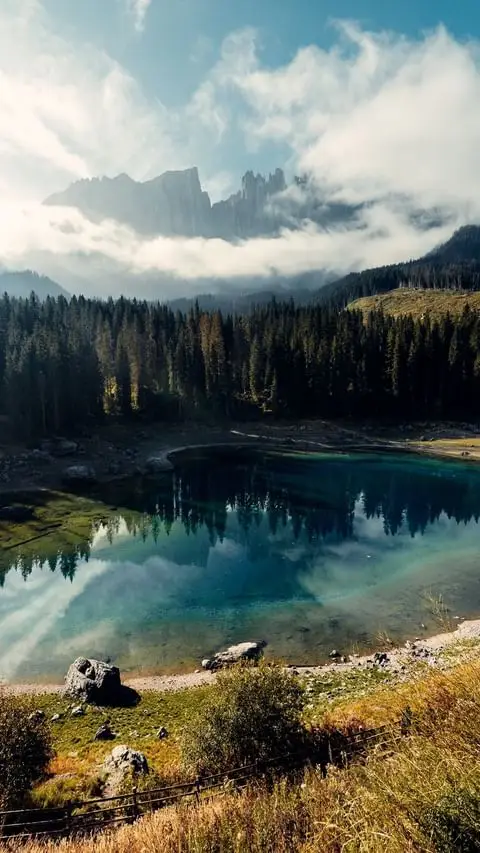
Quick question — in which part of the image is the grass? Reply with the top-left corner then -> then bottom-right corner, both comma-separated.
31,687 -> 213,790
348,287 -> 480,320
13,659 -> 480,852
422,590 -> 454,632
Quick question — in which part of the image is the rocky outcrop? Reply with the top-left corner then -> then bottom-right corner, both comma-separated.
62,465 -> 97,485
103,745 -> 149,776
43,166 -> 360,244
44,169 -> 211,238
64,658 -> 122,705
144,454 -> 173,474
202,641 -> 266,671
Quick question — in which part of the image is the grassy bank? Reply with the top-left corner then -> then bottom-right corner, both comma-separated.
12,658 -> 480,852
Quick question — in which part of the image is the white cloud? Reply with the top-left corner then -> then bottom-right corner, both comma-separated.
221,23 -> 480,221
127,0 -> 152,33
1,5 -> 480,294
0,0 -> 188,203
0,200 -> 453,295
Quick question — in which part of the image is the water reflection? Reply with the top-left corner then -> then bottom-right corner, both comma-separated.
1,450 -> 480,681
3,450 -> 480,585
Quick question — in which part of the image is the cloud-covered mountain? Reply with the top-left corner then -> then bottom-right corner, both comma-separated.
43,167 -> 357,240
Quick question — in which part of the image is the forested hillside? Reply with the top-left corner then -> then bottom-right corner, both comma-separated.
2,293 -> 480,440
320,226 -> 480,308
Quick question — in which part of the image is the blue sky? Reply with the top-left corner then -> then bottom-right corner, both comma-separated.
37,0 -> 480,187
2,0 -> 480,294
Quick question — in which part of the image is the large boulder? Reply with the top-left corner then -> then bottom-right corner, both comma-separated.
202,641 -> 266,671
64,657 -> 122,705
145,454 -> 173,474
62,465 -> 97,486
103,745 -> 149,776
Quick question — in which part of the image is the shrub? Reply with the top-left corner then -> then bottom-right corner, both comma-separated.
181,663 -> 306,775
0,692 -> 53,807
421,789 -> 480,853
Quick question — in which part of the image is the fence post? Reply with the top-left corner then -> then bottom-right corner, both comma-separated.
401,705 -> 412,737
195,776 -> 201,805
132,786 -> 139,822
64,803 -> 73,837
327,736 -> 333,765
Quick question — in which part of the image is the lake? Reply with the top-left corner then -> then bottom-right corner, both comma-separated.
1,449 -> 480,683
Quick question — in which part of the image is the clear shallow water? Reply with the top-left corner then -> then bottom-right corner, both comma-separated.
2,449 -> 480,682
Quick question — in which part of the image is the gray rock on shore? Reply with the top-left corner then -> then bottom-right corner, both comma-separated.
62,465 -> 97,485
145,454 -> 174,474
64,657 -> 122,705
202,641 -> 266,671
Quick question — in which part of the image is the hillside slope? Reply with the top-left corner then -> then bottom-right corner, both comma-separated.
320,225 -> 480,308
0,271 -> 68,300
348,287 -> 480,319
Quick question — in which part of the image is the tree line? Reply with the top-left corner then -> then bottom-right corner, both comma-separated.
2,292 -> 480,440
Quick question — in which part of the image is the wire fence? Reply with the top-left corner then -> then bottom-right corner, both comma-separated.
0,711 -> 412,843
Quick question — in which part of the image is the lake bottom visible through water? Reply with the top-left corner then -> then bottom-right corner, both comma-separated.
1,449 -> 480,682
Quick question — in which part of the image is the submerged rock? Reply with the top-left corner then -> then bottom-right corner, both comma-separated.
0,505 -> 34,522
202,641 -> 266,671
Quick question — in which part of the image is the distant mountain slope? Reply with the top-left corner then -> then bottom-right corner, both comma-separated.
426,225 -> 480,263
348,287 -> 480,320
320,225 -> 480,308
166,286 -> 318,315
0,271 -> 68,299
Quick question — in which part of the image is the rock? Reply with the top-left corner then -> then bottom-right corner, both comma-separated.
329,649 -> 340,659
202,641 -> 267,671
64,657 -> 122,705
374,652 -> 389,665
157,727 -> 168,740
62,466 -> 97,486
51,713 -> 63,722
30,449 -> 53,463
53,439 -> 78,457
103,745 -> 149,776
29,710 -> 46,723
71,705 -> 85,717
145,455 -> 173,474
0,505 -> 34,522
94,723 -> 115,741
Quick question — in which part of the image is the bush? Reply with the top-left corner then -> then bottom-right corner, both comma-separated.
181,663 -> 306,775
0,692 -> 53,807
421,789 -> 480,853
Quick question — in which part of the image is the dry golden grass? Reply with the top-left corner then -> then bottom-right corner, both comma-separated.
348,287 -> 480,320
10,660 -> 480,852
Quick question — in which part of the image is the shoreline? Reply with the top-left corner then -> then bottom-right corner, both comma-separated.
5,617 -> 480,697
1,418 -> 480,500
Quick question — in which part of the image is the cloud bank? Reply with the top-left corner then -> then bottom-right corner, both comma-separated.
1,4 -> 479,295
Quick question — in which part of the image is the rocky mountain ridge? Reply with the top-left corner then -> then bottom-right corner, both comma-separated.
44,166 -> 356,239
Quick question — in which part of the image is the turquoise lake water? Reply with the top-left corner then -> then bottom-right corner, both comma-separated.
1,449 -> 480,682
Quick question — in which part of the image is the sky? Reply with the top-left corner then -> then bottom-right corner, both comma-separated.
2,0 -> 480,295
